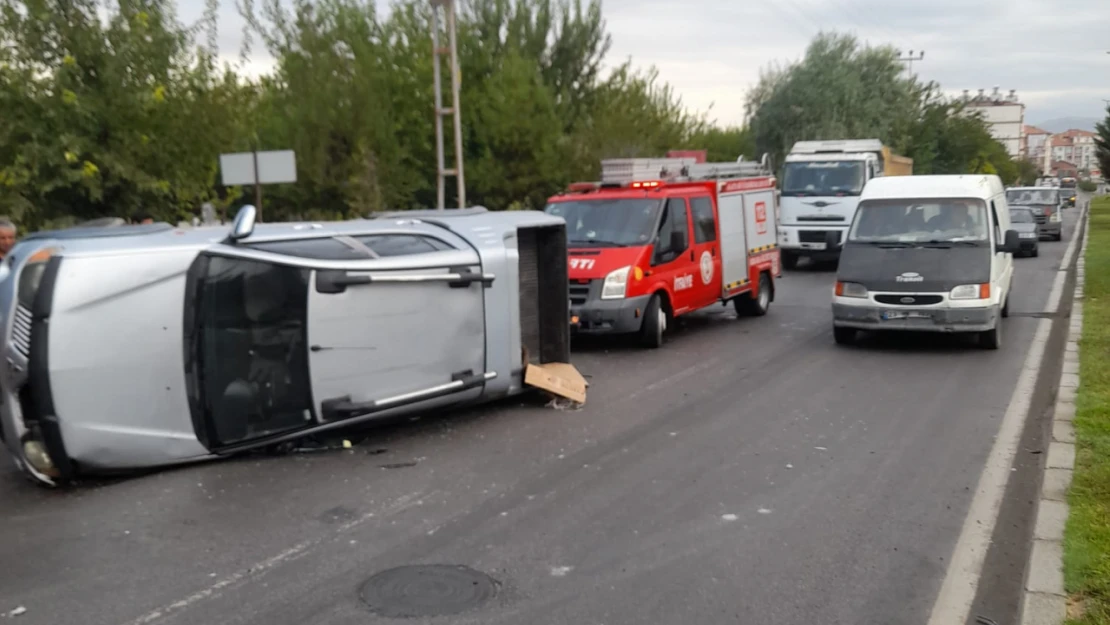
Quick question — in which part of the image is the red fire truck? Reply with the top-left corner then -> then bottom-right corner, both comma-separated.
544,156 -> 782,347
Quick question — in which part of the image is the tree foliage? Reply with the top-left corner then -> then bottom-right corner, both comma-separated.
746,32 -> 1022,182
0,13 -> 1034,230
1096,103 -> 1110,179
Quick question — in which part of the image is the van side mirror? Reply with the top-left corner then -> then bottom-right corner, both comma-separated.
227,205 -> 257,243
1000,229 -> 1020,254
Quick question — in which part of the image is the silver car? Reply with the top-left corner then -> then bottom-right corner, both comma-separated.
1005,187 -> 1062,241
0,206 -> 571,486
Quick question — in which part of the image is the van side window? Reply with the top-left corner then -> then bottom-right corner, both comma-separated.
690,196 -> 716,243
653,198 -> 689,264
989,200 -> 1002,244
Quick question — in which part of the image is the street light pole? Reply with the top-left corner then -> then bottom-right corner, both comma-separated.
430,0 -> 465,209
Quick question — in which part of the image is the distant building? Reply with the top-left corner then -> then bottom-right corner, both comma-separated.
961,87 -> 1025,159
1050,160 -> 1078,179
1049,129 -> 1098,173
1023,125 -> 1051,169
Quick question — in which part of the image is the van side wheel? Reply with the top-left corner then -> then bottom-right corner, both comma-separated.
833,326 -> 856,345
640,294 -> 666,348
735,273 -> 772,317
781,252 -> 799,270
979,321 -> 1002,350
1002,293 -> 1010,318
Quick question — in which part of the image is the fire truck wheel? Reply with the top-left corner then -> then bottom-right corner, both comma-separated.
735,273 -> 772,317
781,252 -> 799,270
640,294 -> 666,348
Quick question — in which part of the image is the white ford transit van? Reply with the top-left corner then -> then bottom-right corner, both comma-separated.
831,175 -> 1020,349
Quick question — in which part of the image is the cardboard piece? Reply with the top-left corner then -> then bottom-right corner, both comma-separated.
525,362 -> 588,405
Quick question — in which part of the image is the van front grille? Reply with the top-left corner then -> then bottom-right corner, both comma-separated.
11,304 -> 32,358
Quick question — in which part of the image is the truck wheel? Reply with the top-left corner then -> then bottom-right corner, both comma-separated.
735,273 -> 772,317
781,252 -> 799,270
979,321 -> 1002,350
1032,246 -> 1039,257
640,294 -> 666,348
833,326 -> 856,345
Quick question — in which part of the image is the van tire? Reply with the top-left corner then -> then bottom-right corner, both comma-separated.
979,322 -> 1002,350
781,252 -> 799,270
735,273 -> 772,317
1002,293 -> 1010,318
833,326 -> 856,345
1032,247 -> 1039,257
640,294 -> 666,349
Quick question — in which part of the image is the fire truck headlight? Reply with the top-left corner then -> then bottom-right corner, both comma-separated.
601,266 -> 631,300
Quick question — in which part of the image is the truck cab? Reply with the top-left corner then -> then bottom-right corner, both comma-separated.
777,139 -> 912,269
545,157 -> 781,348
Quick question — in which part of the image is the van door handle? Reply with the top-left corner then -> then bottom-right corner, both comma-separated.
689,250 -> 695,261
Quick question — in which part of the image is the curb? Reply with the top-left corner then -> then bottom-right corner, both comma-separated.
1020,205 -> 1089,625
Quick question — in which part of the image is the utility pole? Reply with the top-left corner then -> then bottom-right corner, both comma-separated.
895,49 -> 925,78
430,0 -> 465,209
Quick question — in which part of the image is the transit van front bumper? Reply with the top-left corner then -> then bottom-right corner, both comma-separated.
569,280 -> 650,335
832,303 -> 999,333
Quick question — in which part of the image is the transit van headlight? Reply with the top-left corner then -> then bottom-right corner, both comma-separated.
1050,212 -> 1061,223
834,281 -> 867,298
950,284 -> 990,300
600,266 -> 631,300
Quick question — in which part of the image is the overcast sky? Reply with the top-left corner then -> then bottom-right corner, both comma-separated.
180,0 -> 1110,128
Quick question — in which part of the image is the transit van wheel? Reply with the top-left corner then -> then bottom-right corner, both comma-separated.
781,252 -> 799,270
979,321 -> 1002,350
833,326 -> 856,345
735,273 -> 772,317
639,294 -> 666,349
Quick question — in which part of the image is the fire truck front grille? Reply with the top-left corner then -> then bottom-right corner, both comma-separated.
569,281 -> 592,306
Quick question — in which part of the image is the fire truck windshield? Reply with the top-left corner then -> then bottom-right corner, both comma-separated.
545,198 -> 662,247
781,161 -> 865,197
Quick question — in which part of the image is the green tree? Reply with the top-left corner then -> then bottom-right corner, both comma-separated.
745,32 -> 918,166
0,0 -> 247,228
1096,103 -> 1110,179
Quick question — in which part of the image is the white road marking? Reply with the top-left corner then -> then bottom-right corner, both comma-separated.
120,491 -> 428,625
926,212 -> 1083,625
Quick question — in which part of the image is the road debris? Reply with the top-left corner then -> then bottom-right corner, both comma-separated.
6,606 -> 27,617
757,508 -> 773,515
721,514 -> 739,521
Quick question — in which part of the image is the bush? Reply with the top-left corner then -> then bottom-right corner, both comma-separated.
1080,180 -> 1098,193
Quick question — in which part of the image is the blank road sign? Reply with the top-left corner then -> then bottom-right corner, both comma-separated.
220,150 -> 297,186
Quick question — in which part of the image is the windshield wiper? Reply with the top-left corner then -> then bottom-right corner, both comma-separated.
569,238 -> 629,247
855,240 -> 912,248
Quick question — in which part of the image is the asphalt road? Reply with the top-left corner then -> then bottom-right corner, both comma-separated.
0,209 -> 1079,625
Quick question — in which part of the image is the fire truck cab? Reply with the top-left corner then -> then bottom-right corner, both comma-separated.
544,156 -> 782,347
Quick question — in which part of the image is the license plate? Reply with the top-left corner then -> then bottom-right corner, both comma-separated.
800,242 -> 826,250
882,310 -> 931,321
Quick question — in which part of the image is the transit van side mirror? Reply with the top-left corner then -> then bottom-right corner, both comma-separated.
1000,229 -> 1020,254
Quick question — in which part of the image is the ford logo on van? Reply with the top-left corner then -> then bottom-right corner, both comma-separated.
895,272 -> 924,283
900,297 -> 916,304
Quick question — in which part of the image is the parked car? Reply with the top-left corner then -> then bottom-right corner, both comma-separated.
1006,187 -> 1062,240
0,206 -> 571,486
832,175 -> 1020,349
1008,207 -> 1040,257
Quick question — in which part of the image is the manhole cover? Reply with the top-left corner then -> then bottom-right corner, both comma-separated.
359,565 -> 497,618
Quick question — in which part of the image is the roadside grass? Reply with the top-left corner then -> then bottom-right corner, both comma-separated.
1066,194 -> 1110,624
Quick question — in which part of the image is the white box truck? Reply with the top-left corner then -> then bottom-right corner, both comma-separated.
777,139 -> 913,268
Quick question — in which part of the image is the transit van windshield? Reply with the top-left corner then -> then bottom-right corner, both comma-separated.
545,198 -> 662,246
848,198 -> 991,245
1007,189 -> 1059,205
781,161 -> 865,197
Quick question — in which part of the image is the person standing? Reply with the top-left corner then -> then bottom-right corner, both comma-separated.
0,218 -> 17,260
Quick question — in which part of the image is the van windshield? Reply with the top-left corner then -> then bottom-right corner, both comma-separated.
1009,208 -> 1036,223
848,198 -> 991,245
1007,189 -> 1059,205
545,198 -> 662,247
781,161 -> 865,197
